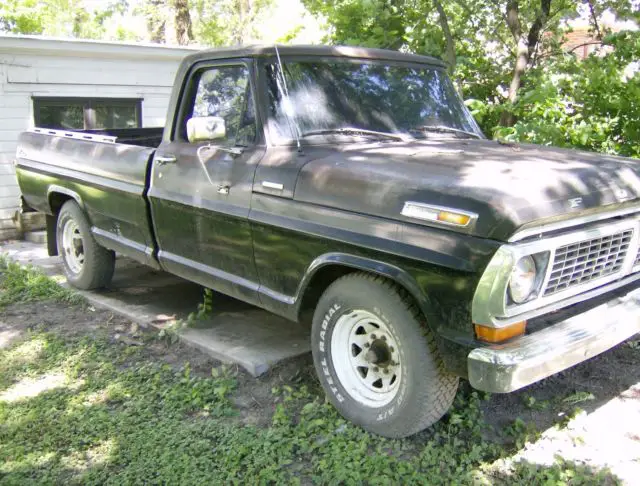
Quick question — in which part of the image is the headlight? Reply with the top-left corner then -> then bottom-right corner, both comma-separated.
508,256 -> 537,304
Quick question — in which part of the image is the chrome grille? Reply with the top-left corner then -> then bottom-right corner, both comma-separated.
544,230 -> 634,296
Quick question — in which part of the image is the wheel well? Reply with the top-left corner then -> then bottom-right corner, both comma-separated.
46,193 -> 74,256
299,265 -> 358,318
49,192 -> 73,215
298,264 -> 426,323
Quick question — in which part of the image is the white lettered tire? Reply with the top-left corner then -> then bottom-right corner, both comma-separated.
311,273 -> 458,438
56,200 -> 115,290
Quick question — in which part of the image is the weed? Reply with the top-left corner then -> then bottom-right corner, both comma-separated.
563,391 -> 596,405
185,287 -> 214,326
523,395 -> 550,411
156,287 -> 214,345
626,339 -> 640,350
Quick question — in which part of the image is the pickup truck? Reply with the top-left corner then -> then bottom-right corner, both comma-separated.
15,45 -> 640,438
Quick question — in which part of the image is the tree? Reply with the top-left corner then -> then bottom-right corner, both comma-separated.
500,0 -> 553,125
193,0 -> 274,46
173,0 -> 193,45
144,0 -> 167,43
1,0 -> 135,40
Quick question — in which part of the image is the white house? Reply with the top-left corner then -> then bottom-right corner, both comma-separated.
0,35 -> 197,239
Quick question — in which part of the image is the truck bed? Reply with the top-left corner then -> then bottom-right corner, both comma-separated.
32,127 -> 164,148
15,127 -> 161,268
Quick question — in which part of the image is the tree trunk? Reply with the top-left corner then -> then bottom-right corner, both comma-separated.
173,0 -> 193,45
433,0 -> 456,73
500,0 -> 551,126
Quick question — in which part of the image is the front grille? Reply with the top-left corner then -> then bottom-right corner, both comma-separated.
544,230 -> 634,296
635,248 -> 640,269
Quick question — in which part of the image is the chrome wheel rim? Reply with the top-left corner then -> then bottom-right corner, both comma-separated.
331,309 -> 402,408
61,219 -> 84,274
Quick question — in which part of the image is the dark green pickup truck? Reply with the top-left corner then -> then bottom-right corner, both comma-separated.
15,45 -> 640,438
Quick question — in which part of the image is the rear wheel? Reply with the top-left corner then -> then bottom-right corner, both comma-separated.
311,273 -> 458,438
56,200 -> 115,290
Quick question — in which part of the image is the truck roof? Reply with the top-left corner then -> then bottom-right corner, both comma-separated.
182,44 -> 446,68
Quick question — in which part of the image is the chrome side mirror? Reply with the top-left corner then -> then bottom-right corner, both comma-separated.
186,116 -> 226,143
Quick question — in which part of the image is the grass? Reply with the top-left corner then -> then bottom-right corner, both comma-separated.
0,256 -> 82,309
0,256 -> 623,485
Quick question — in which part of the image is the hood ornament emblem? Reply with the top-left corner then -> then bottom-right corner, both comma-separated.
567,197 -> 583,209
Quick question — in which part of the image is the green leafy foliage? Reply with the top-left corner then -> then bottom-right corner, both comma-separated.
0,256 -> 81,308
0,0 -> 133,40
492,31 -> 640,158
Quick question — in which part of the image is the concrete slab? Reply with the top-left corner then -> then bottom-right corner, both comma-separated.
0,240 -> 311,376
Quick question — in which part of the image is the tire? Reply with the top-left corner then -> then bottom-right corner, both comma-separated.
56,200 -> 115,290
311,273 -> 458,438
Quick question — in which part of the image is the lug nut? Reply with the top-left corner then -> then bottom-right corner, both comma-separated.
364,342 -> 370,347
381,335 -> 387,341
370,334 -> 377,340
373,367 -> 379,372
383,368 -> 389,374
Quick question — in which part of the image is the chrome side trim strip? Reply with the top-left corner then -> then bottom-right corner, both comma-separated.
509,204 -> 640,242
30,127 -> 117,144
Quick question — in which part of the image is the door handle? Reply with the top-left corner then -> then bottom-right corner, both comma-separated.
155,154 -> 177,165
217,185 -> 230,195
217,146 -> 245,156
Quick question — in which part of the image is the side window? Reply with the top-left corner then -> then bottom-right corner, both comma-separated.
190,65 -> 255,145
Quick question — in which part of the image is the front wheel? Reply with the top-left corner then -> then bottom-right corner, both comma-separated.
56,200 -> 115,290
311,273 -> 458,438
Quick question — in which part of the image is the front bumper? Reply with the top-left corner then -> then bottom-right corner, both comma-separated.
468,285 -> 640,393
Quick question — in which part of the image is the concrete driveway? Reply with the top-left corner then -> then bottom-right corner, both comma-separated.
1,240 -> 310,376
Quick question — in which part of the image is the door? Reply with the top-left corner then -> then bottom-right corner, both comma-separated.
148,61 -> 265,303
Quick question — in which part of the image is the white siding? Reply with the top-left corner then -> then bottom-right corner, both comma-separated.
0,37 -> 193,237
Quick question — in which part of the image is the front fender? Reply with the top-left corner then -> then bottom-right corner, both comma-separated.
294,252 -> 433,325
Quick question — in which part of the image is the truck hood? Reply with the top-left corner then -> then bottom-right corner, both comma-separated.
294,139 -> 640,241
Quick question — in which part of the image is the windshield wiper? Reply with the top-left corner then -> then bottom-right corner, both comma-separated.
300,127 -> 409,142
413,125 -> 481,139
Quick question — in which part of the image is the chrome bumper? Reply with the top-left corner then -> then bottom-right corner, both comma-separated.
468,286 -> 640,393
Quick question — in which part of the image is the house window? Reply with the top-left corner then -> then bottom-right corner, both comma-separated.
33,98 -> 142,130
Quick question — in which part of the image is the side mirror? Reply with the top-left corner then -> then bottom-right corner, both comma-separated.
186,116 -> 226,143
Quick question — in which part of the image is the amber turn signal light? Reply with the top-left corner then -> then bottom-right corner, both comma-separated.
437,211 -> 471,226
474,321 -> 526,343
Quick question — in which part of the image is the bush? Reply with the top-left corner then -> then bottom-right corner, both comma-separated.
473,31 -> 640,159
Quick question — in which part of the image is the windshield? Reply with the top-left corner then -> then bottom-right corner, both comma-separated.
264,58 -> 482,143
